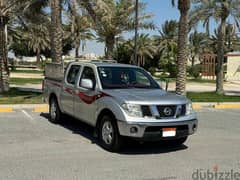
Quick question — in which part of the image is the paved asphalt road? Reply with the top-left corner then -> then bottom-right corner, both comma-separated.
0,109 -> 240,180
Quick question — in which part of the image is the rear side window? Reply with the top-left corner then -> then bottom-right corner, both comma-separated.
66,65 -> 81,85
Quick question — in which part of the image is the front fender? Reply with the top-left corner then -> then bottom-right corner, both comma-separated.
95,96 -> 126,125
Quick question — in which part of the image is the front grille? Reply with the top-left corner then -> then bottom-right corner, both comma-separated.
157,105 -> 176,118
141,105 -> 152,117
141,104 -> 186,118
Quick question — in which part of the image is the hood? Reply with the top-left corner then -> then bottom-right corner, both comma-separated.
103,89 -> 189,105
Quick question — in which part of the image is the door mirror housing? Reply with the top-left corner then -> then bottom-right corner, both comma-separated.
81,79 -> 94,89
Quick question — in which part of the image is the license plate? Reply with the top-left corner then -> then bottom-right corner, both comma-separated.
162,128 -> 176,137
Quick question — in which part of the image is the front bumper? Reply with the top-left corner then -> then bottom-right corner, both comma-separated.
117,118 -> 198,141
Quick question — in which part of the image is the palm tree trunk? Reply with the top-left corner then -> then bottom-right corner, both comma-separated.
106,35 -> 115,59
216,18 -> 226,95
75,41 -> 80,58
191,55 -> 195,67
36,48 -> 41,67
75,45 -> 79,58
176,0 -> 190,95
50,0 -> 62,63
0,24 -> 9,92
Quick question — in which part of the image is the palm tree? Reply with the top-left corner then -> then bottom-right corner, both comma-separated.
154,20 -> 178,77
79,0 -> 154,59
225,23 -> 240,52
124,34 -> 156,66
154,20 -> 178,58
23,24 -> 50,65
202,24 -> 240,56
159,20 -> 179,40
0,0 -> 33,92
189,31 -> 209,66
190,0 -> 240,94
67,5 -> 95,58
155,20 -> 178,50
172,0 -> 191,95
50,0 -> 63,63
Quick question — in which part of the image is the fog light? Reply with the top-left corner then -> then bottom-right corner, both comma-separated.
130,127 -> 138,134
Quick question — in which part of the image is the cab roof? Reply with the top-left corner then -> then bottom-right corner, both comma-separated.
69,60 -> 138,68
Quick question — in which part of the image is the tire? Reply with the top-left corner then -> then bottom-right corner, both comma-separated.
49,97 -> 62,123
99,115 -> 123,152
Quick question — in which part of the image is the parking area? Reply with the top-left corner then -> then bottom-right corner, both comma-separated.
0,109 -> 239,180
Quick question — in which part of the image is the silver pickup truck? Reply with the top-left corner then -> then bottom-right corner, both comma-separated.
43,60 -> 198,152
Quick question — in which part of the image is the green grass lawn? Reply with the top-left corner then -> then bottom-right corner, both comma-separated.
10,78 -> 43,85
187,92 -> 240,102
0,88 -> 42,104
10,69 -> 43,74
154,77 -> 215,84
187,79 -> 215,83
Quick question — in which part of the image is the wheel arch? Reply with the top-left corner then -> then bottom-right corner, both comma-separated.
48,92 -> 63,112
49,93 -> 58,104
95,108 -> 116,137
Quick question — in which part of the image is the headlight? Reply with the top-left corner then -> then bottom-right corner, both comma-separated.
121,103 -> 142,117
186,103 -> 193,115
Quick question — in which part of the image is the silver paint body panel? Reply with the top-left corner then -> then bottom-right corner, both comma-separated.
43,61 -> 198,138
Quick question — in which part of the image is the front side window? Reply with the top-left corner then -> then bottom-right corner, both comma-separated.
80,66 -> 96,89
98,66 -> 160,89
66,65 -> 81,85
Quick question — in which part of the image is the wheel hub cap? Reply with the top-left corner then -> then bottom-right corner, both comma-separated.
50,102 -> 57,120
102,121 -> 113,145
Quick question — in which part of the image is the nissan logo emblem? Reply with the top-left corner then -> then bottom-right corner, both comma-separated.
163,107 -> 172,116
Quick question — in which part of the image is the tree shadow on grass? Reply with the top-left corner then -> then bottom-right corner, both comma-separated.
40,113 -> 188,155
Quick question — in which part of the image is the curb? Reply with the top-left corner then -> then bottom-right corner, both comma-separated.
34,106 -> 49,112
213,104 -> 240,109
0,104 -> 49,113
0,107 -> 13,112
192,102 -> 240,110
1,103 -> 240,113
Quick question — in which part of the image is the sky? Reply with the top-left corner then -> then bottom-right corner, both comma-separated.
81,1 -> 180,56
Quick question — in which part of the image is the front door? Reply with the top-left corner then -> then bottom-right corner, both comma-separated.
74,66 -> 98,125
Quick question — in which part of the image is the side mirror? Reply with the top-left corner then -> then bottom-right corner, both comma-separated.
81,79 -> 94,89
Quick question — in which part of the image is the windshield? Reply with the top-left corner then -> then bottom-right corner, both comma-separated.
98,66 -> 160,89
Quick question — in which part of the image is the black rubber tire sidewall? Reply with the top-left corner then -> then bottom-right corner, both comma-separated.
49,98 -> 61,123
99,115 -> 122,152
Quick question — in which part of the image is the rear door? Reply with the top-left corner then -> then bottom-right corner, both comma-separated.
60,64 -> 81,115
74,66 -> 98,125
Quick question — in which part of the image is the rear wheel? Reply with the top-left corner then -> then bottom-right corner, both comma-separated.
99,115 -> 123,152
49,97 -> 62,123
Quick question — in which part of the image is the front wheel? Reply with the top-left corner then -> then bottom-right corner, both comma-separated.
99,115 -> 123,152
49,97 -> 62,123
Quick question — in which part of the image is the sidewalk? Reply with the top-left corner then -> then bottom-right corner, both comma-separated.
12,81 -> 240,95
11,84 -> 42,93
161,81 -> 240,96
10,73 -> 43,79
